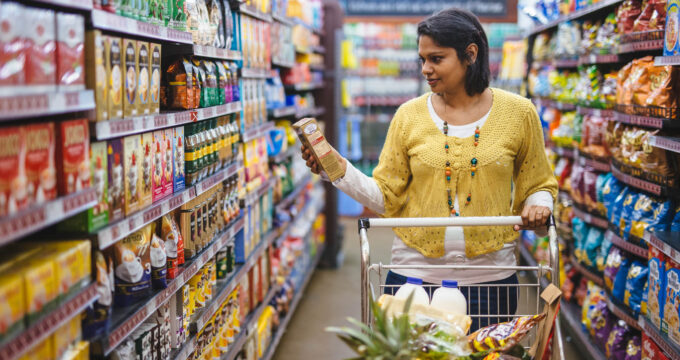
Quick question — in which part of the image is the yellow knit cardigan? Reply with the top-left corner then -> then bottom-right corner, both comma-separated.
372,88 -> 558,258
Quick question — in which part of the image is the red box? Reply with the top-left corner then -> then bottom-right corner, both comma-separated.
25,7 -> 56,90
56,119 -> 90,195
23,123 -> 57,205
0,126 -> 27,216
56,13 -> 85,90
0,2 -> 26,89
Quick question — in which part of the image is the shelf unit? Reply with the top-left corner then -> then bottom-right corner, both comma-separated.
91,9 -> 193,43
640,316 -> 680,359
0,283 -> 99,360
553,146 -> 575,159
606,230 -> 648,259
610,162 -> 667,197
242,122 -> 276,143
532,98 -> 577,111
649,135 -> 680,154
575,152 -> 611,172
32,0 -> 93,10
270,106 -> 297,118
239,3 -> 273,22
93,102 -> 242,140
576,106 -> 615,118
285,82 -> 325,92
613,111 -> 680,129
578,54 -> 620,65
572,206 -> 608,230
570,255 -> 605,287
644,230 -> 680,263
0,90 -> 94,121
526,0 -> 623,36
0,189 -> 97,246
605,296 -> 642,331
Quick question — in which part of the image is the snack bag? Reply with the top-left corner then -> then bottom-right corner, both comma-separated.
112,226 -> 152,306
645,65 -> 677,108
596,230 -> 613,273
161,215 -> 184,279
583,226 -> 604,268
607,320 -> 633,359
0,2 -> 26,89
649,247 -> 666,329
602,174 -> 624,220
624,260 -> 649,316
467,313 -> 546,353
663,258 -> 680,344
672,205 -> 680,232
625,335 -> 642,360
150,231 -> 167,290
605,247 -> 625,291
591,300 -> 614,349
613,257 -> 633,304
630,194 -> 674,239
162,58 -> 195,110
83,251 -> 113,337
572,217 -> 588,263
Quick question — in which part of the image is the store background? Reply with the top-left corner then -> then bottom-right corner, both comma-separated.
1,0 -> 679,359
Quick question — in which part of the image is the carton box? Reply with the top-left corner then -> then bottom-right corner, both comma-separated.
150,43 -> 161,114
123,38 -> 138,118
0,273 -> 24,341
152,130 -> 167,202
665,0 -> 680,56
56,119 -> 90,196
0,2 -> 25,90
19,257 -> 59,323
293,118 -> 345,182
140,132 -> 154,208
86,31 -> 108,121
137,41 -> 150,116
0,127 -> 28,217
528,284 -> 562,360
107,139 -> 125,221
163,128 -> 174,197
174,127 -> 185,192
56,13 -> 85,91
23,123 -> 57,205
123,135 -> 142,215
105,36 -> 123,120
25,7 -> 56,91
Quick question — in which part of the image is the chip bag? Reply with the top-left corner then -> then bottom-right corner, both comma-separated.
605,247 -> 625,291
624,260 -> 649,316
467,313 -> 546,353
613,257 -> 633,304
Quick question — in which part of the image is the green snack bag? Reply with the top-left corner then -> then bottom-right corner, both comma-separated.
173,0 -> 187,31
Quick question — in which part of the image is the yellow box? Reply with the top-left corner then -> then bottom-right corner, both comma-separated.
26,241 -> 92,297
104,36 -> 123,120
256,306 -> 274,358
136,41 -> 150,116
149,43 -> 161,115
17,258 -> 58,323
85,30 -> 108,121
53,315 -> 81,359
139,132 -> 154,209
19,334 -> 52,360
122,38 -> 138,118
0,273 -> 24,339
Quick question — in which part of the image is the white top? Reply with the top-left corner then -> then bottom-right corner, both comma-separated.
333,94 -> 553,285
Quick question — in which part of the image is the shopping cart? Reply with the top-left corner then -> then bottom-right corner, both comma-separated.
358,215 -> 565,359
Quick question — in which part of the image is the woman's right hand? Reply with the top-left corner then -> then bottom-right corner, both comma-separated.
301,144 -> 347,176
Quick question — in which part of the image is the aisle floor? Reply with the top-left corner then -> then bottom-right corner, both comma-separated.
272,217 -> 580,359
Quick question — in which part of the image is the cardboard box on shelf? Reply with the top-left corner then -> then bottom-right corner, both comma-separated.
123,135 -> 142,216
122,38 -> 138,118
137,41 -> 150,116
107,138 -> 125,221
86,30 -> 108,121
173,126 -> 185,192
0,272 -> 24,341
56,119 -> 90,196
163,128 -> 174,197
105,35 -> 123,120
150,43 -> 161,114
140,132 -> 154,209
25,7 -> 56,91
23,123 -> 57,206
0,127 -> 27,217
56,13 -> 85,91
152,130 -> 166,203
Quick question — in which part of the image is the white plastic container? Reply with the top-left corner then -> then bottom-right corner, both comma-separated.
393,277 -> 430,306
431,280 -> 467,315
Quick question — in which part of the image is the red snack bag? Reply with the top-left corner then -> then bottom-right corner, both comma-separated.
56,13 -> 85,90
56,119 -> 90,195
0,126 -> 28,216
24,7 -> 56,90
0,2 -> 26,90
23,123 -> 57,206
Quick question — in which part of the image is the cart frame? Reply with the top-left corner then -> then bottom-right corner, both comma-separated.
358,215 -> 564,359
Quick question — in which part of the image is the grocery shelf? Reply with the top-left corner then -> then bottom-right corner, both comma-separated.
295,46 -> 311,55
99,218 -> 243,355
526,0 -> 623,36
241,67 -> 270,78
617,39 -> 663,54
310,45 -> 326,54
272,13 -> 295,26
271,147 -> 295,163
270,106 -> 297,118
354,95 -> 415,107
271,58 -> 296,68
531,98 -> 577,111
572,206 -> 608,230
649,135 -> 680,154
91,9 -> 193,44
570,255 -> 605,287
578,54 -> 620,65
97,161 -> 242,250
575,151 -> 611,172
553,146 -> 575,159
0,188 -> 97,247
639,316 -> 680,359
577,106 -> 615,118
655,55 -> 680,66
192,45 -> 242,61
610,162 -> 666,197
644,230 -> 680,263
285,82 -> 325,92
244,178 -> 276,207
261,246 -> 324,360
605,296 -> 642,330
560,301 -> 608,360
0,283 -> 98,360
613,110 -> 680,129
93,101 -> 242,140
606,230 -> 647,259
242,121 -> 275,143
31,0 -> 93,10
275,176 -> 312,214
309,64 -> 325,71
296,106 -> 326,118
0,90 -> 94,121
239,3 -> 273,22
553,58 -> 579,68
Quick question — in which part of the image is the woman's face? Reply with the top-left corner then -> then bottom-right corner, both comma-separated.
419,35 -> 473,94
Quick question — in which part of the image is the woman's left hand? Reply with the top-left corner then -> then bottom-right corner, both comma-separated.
514,205 -> 551,231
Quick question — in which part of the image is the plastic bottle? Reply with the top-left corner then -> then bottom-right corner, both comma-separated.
393,277 -> 430,306
430,280 -> 467,315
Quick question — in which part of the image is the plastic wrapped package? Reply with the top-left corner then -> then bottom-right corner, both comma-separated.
628,193 -> 674,238
590,299 -> 614,349
617,0 -> 643,34
595,13 -> 620,52
583,226 -> 604,268
624,260 -> 649,316
596,230 -> 613,272
620,190 -> 639,237
605,247 -> 625,291
613,257 -> 633,303
607,320 -> 635,359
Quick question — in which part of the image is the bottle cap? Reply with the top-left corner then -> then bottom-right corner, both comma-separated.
442,280 -> 458,288
406,277 -> 423,285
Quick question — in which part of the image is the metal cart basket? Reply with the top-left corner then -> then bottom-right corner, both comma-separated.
358,216 -> 564,359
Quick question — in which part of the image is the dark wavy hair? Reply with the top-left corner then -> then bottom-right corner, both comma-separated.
417,7 -> 490,96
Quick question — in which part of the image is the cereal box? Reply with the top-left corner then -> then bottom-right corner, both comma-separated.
174,127 -> 185,192
56,119 -> 90,196
105,36 -> 123,120
86,31 -> 108,121
122,38 -> 138,118
649,247 -> 666,330
152,131 -> 167,202
642,333 -> 670,360
137,42 -> 150,116
663,257 -> 680,345
665,0 -> 680,56
150,43 -> 161,114
123,135 -> 142,216
107,139 -> 125,221
25,7 -> 56,91
0,127 -> 27,216
140,132 -> 154,208
0,2 -> 26,91
19,257 -> 58,323
113,226 -> 152,306
0,272 -> 24,341
23,123 -> 57,206
56,13 -> 85,91
22,336 -> 52,360
53,316 -> 81,359
163,128 -> 174,197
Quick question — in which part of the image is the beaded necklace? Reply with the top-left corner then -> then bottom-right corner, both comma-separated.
441,105 -> 480,217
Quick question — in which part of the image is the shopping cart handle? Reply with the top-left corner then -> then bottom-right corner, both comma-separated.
359,216 -> 529,229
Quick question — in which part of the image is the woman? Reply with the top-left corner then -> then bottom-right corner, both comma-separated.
302,8 -> 558,331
